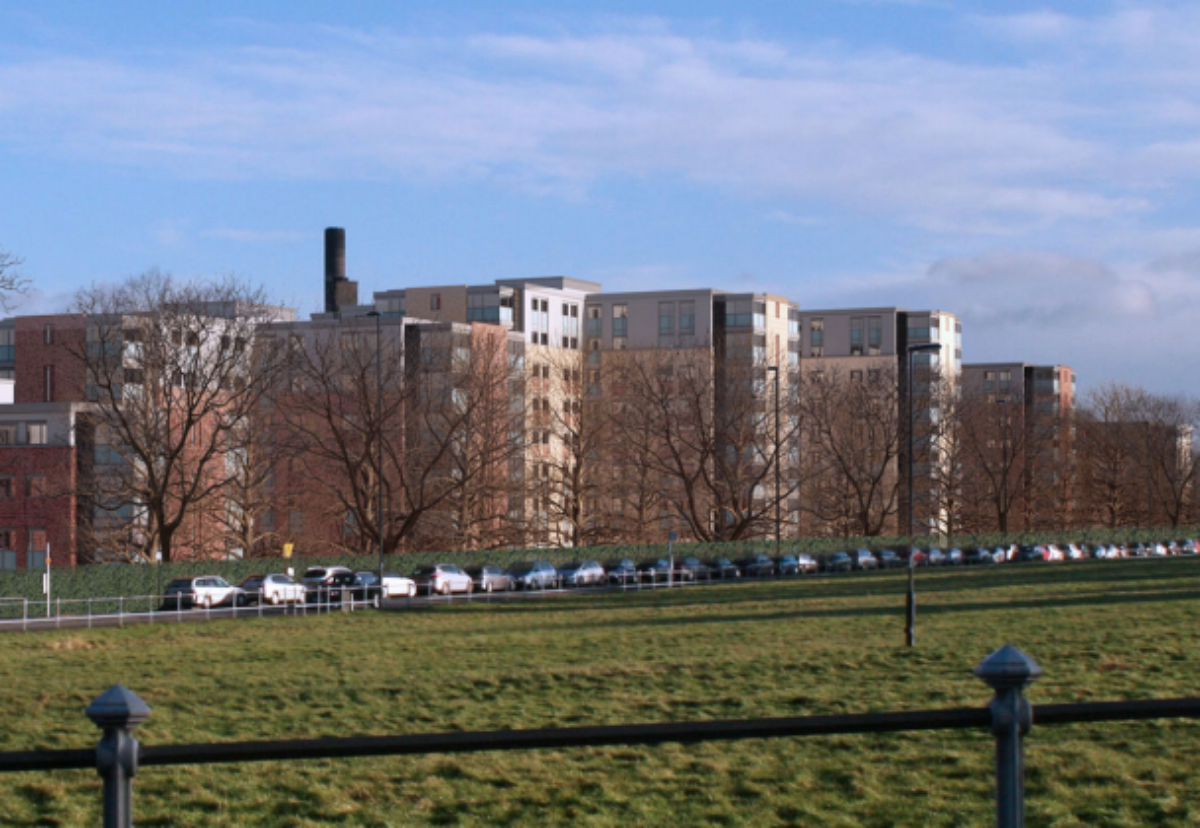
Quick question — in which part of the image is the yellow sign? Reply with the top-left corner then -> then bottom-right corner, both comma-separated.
282,543 -> 294,559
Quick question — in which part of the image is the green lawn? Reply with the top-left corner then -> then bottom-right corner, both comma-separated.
3,560 -> 1200,826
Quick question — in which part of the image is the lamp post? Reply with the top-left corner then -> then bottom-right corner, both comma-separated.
998,398 -> 1008,541
905,341 -> 941,648
362,311 -> 385,586
767,365 -> 781,560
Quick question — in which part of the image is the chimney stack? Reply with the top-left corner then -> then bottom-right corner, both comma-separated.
323,227 -> 358,313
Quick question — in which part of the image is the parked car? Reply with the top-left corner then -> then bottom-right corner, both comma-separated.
678,557 -> 714,580
992,546 -> 1010,563
795,553 -> 820,574
777,555 -> 802,576
738,555 -> 776,578
945,548 -> 964,566
1065,544 -> 1088,561
852,549 -> 879,570
707,557 -> 741,579
163,576 -> 240,610
380,571 -> 418,598
901,547 -> 928,567
558,560 -> 605,587
465,565 -> 513,593
826,551 -> 853,573
1151,542 -> 1170,557
1043,544 -> 1065,562
1181,539 -> 1198,555
307,571 -> 357,604
238,573 -> 306,605
413,563 -> 475,595
877,549 -> 904,569
926,548 -> 947,566
606,558 -> 640,585
638,558 -> 674,583
302,566 -> 354,594
507,560 -> 559,590
965,548 -> 995,565
1017,545 -> 1046,562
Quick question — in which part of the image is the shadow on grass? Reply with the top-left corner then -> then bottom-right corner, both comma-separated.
432,579 -> 1200,635
421,559 -> 1200,621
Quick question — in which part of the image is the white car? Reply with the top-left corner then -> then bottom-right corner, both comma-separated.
164,576 -> 239,609
412,563 -> 474,595
239,573 -> 306,605
381,571 -> 418,598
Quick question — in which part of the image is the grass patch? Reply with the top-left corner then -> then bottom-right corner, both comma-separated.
2,560 -> 1200,825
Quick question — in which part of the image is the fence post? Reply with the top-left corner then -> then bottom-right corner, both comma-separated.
85,685 -> 151,828
974,645 -> 1042,828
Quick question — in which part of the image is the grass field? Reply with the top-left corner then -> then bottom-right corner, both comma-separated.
3,560 -> 1200,826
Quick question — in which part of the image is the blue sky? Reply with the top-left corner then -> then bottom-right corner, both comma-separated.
2,1 -> 1199,395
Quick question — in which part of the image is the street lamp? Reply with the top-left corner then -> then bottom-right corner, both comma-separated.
361,311 -> 385,587
767,365 -> 781,560
905,341 -> 941,648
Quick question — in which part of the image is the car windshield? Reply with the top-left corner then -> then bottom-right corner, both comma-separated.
239,577 -> 263,587
561,562 -> 581,570
509,562 -> 533,572
165,579 -> 192,589
412,566 -> 436,576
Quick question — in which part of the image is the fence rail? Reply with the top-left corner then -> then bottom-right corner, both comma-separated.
2,646 -> 1199,828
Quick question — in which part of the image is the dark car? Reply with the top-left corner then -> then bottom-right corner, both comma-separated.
507,560 -> 559,590
738,555 -> 776,578
1017,545 -> 1045,563
777,555 -> 801,576
707,557 -> 741,579
678,557 -> 712,581
826,551 -> 853,573
966,548 -> 996,565
638,558 -> 673,583
308,571 -> 356,604
877,549 -> 904,569
346,571 -> 386,602
852,549 -> 879,570
606,558 -> 640,585
465,565 -> 513,593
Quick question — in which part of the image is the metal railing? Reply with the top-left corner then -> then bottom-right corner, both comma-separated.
2,646 -> 1199,828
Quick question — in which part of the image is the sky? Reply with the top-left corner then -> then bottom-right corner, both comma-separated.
2,1 -> 1199,396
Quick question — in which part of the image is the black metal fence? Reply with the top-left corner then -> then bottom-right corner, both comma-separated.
2,645 -> 1198,828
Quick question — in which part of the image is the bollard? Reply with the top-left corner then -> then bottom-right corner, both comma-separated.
86,685 -> 151,828
974,645 -> 1042,828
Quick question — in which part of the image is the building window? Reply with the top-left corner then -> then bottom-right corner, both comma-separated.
0,425 -> 14,445
868,316 -> 882,355
430,293 -> 441,311
850,317 -> 864,356
658,302 -> 675,336
27,474 -> 45,498
586,306 -> 602,337
288,510 -> 305,534
680,301 -> 695,336
44,365 -> 54,402
851,370 -> 863,382
259,510 -> 275,532
810,318 -> 824,357
28,528 -> 48,569
27,423 -> 47,445
44,324 -> 53,345
0,477 -> 11,498
612,304 -> 628,338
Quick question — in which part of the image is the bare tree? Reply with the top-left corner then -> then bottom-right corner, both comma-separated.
609,346 -> 797,543
0,245 -> 29,310
799,365 -> 902,537
1075,382 -> 1150,530
69,271 -> 289,562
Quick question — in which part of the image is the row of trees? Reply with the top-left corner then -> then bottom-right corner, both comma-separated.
45,273 -> 1200,562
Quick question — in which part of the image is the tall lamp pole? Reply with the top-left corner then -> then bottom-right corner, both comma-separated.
363,311 -> 385,586
906,341 -> 941,648
767,365 -> 781,560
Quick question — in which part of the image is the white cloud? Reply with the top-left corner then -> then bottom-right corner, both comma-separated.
0,11 -> 1190,235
